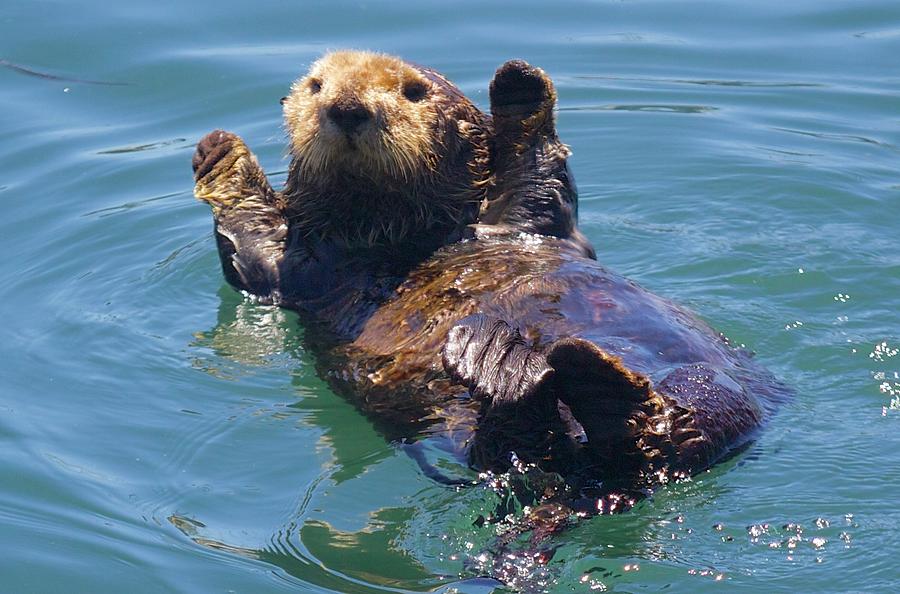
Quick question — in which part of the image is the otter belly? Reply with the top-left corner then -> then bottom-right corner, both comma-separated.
316,235 -> 787,485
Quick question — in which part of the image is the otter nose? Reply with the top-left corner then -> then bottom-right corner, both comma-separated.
327,102 -> 371,134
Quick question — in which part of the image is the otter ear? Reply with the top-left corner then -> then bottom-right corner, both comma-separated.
280,96 -> 288,105
489,60 -> 557,145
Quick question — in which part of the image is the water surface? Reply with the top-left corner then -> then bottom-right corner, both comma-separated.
2,1 -> 899,592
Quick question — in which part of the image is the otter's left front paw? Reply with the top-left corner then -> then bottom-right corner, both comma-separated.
490,61 -> 554,117
489,60 -> 556,141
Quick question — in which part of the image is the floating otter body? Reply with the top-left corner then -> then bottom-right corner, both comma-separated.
192,51 -> 785,499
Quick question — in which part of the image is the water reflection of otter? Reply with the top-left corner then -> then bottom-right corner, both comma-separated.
192,51 -> 786,500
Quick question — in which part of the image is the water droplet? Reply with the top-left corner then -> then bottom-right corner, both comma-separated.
747,523 -> 770,540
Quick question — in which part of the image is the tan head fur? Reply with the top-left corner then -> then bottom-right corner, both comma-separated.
285,51 -> 450,182
281,50 -> 490,247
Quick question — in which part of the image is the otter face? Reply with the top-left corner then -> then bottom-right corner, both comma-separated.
283,51 -> 444,183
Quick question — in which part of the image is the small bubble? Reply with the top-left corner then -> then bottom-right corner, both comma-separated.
811,537 -> 827,549
713,523 -> 724,531
798,268 -> 805,274
815,518 -> 830,529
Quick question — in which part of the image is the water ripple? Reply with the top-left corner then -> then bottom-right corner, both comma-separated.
573,74 -> 824,88
561,104 -> 718,114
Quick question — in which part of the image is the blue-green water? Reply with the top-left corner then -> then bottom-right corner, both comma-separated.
2,1 -> 898,592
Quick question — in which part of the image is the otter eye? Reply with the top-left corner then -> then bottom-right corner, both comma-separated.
309,78 -> 322,94
403,81 -> 428,102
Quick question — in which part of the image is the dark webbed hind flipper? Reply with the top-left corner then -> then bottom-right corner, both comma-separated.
481,61 -> 594,258
193,130 -> 288,301
545,338 -> 670,481
656,364 -> 766,472
546,339 -> 771,483
442,314 -> 570,472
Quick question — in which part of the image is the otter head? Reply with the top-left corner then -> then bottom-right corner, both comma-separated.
284,51 -> 447,181
282,50 -> 489,248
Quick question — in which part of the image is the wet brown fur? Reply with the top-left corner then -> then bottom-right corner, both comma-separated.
191,52 -> 787,496
281,51 -> 490,247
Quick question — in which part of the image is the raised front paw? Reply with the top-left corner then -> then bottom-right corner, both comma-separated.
192,130 -> 265,210
489,60 -> 557,145
193,129 -> 234,181
192,129 -> 244,182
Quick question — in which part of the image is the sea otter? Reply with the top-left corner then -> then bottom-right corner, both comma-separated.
191,51 -> 785,501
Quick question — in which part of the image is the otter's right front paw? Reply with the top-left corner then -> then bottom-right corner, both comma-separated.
192,129 -> 241,182
192,130 -> 259,210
